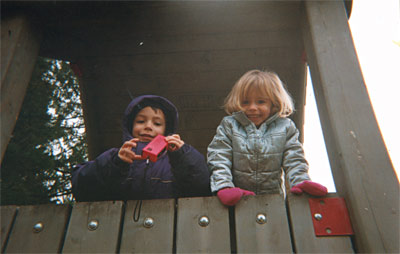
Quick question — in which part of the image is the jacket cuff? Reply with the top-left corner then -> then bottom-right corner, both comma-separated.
211,182 -> 235,193
111,153 -> 130,175
168,143 -> 190,160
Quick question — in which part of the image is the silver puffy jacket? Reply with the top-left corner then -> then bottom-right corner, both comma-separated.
207,111 -> 310,195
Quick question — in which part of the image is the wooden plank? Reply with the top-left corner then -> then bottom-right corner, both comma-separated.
5,204 -> 70,253
77,77 -> 102,160
301,1 -> 399,252
287,193 -> 353,253
80,48 -> 300,77
0,206 -> 18,252
1,17 -> 24,85
176,196 -> 230,253
235,194 -> 292,253
0,14 -> 41,162
38,1 -> 301,34
82,66 -> 303,96
178,111 -> 227,130
70,30 -> 301,58
86,2 -> 300,35
39,1 -> 302,60
62,201 -> 123,253
119,199 -> 175,253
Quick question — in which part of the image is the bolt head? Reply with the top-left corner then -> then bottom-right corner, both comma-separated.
256,213 -> 267,224
314,213 -> 323,221
143,217 -> 154,228
88,220 -> 99,231
198,216 -> 210,227
33,222 -> 44,233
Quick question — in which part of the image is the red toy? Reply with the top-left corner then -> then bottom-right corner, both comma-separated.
142,135 -> 168,162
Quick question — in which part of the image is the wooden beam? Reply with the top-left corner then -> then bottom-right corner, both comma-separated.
62,201 -> 123,253
301,1 -> 399,252
0,205 -> 18,252
287,193 -> 353,253
235,194 -> 293,253
176,197 -> 230,253
120,199 -> 175,253
0,15 -> 41,162
5,204 -> 70,253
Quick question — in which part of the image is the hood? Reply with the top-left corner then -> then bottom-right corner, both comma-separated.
122,95 -> 179,142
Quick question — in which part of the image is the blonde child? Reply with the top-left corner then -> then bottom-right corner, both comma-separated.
207,70 -> 327,206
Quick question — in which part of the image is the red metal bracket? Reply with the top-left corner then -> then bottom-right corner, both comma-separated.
142,135 -> 167,162
308,197 -> 354,236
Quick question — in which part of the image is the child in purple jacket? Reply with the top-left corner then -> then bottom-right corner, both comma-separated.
72,95 -> 211,202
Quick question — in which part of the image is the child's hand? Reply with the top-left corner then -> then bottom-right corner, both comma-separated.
118,138 -> 144,163
217,187 -> 255,206
290,180 -> 328,196
165,134 -> 184,152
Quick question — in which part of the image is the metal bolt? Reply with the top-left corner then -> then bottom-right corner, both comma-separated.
143,217 -> 154,228
256,213 -> 267,224
33,222 -> 44,233
88,220 -> 99,231
314,213 -> 323,221
198,216 -> 210,227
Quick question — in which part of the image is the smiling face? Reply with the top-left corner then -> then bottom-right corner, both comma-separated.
241,89 -> 273,128
132,106 -> 166,142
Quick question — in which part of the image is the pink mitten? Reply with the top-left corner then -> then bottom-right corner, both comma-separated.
290,180 -> 328,196
217,187 -> 255,206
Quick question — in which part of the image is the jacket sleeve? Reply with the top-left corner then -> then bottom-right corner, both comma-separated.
168,144 -> 211,197
71,148 -> 130,201
207,118 -> 235,193
282,120 -> 311,188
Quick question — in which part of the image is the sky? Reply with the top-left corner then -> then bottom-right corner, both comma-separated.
304,0 -> 400,192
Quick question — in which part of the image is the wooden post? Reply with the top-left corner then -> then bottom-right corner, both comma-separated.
235,194 -> 293,253
287,193 -> 353,253
119,199 -> 175,253
0,206 -> 18,252
5,204 -> 70,253
301,1 -> 399,252
0,15 -> 41,162
176,196 -> 230,253
62,201 -> 123,253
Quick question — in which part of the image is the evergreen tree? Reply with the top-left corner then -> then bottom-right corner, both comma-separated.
0,57 -> 88,205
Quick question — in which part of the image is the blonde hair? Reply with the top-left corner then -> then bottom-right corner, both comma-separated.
223,70 -> 294,117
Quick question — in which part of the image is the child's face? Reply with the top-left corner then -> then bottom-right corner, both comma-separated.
241,89 -> 272,128
132,106 -> 166,142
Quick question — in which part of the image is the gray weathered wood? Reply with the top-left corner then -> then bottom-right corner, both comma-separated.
301,1 -> 399,252
4,204 -> 70,253
62,201 -> 123,253
287,193 -> 353,253
119,199 -> 175,253
79,29 -> 301,58
38,1 -> 302,59
79,48 -> 299,76
0,15 -> 41,162
0,206 -> 17,252
176,196 -> 230,253
235,194 -> 292,253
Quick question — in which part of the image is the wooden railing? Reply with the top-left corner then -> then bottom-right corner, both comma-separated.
1,194 -> 354,253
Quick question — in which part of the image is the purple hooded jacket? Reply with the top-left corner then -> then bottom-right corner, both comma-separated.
71,95 -> 211,201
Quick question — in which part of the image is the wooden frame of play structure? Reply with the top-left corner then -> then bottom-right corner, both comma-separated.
1,1 -> 398,253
